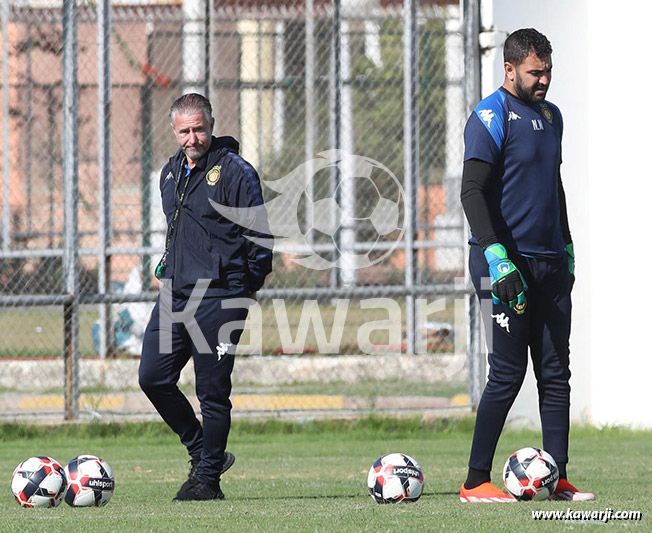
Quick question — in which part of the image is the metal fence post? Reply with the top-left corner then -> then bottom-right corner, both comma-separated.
98,0 -> 113,359
403,0 -> 419,355
305,0 -> 315,236
463,0 -> 484,407
63,0 -> 80,420
339,20 -> 356,287
1,0 -> 10,251
329,0 -> 341,290
141,30 -> 154,292
183,0 -> 207,95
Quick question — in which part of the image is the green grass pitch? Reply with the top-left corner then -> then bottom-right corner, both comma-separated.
0,418 -> 649,532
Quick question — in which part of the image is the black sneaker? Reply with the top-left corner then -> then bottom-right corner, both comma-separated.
221,452 -> 236,475
175,452 -> 235,497
188,457 -> 200,484
174,457 -> 200,496
173,481 -> 225,502
188,452 -> 235,483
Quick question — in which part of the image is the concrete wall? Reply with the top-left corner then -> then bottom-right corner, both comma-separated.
480,0 -> 652,428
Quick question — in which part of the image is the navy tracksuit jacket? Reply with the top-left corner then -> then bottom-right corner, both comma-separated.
156,135 -> 272,297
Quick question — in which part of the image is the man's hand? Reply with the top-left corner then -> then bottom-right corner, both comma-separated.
484,243 -> 528,314
566,242 -> 575,289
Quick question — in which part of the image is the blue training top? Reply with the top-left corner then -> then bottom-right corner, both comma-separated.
463,87 -> 566,258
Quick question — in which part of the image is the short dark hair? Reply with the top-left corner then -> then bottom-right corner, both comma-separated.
503,28 -> 552,66
169,93 -> 212,122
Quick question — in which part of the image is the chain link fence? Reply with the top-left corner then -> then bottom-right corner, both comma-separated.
0,0 -> 478,421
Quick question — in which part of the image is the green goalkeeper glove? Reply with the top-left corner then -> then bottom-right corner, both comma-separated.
483,243 -> 528,314
566,242 -> 575,288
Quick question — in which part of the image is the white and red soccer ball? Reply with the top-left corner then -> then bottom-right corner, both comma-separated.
11,456 -> 67,508
64,455 -> 115,507
503,447 -> 559,501
367,453 -> 424,503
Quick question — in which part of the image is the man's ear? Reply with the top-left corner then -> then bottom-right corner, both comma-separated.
504,62 -> 516,82
210,117 -> 215,133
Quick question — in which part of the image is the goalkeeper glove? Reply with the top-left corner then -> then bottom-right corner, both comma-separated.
483,243 -> 528,314
566,242 -> 575,288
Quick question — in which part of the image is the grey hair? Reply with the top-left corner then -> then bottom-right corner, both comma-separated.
169,93 -> 213,122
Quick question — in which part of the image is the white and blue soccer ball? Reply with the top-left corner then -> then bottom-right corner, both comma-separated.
11,456 -> 66,508
64,455 -> 115,507
503,447 -> 559,501
367,453 -> 424,503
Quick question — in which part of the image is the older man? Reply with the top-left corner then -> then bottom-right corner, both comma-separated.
139,93 -> 272,501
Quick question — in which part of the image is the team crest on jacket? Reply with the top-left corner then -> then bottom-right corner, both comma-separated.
539,103 -> 553,124
206,165 -> 222,186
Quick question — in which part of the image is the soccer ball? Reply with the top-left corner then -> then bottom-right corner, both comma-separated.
503,447 -> 559,501
367,453 -> 424,503
64,455 -> 115,507
11,456 -> 66,508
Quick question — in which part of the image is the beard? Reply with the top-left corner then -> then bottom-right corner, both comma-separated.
514,74 -> 548,103
184,144 -> 209,161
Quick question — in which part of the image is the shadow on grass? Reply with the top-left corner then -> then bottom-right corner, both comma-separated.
234,490 -> 457,501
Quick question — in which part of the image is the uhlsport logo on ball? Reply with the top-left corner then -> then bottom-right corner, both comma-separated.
209,150 -> 406,271
367,452 -> 424,503
64,455 -> 115,507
